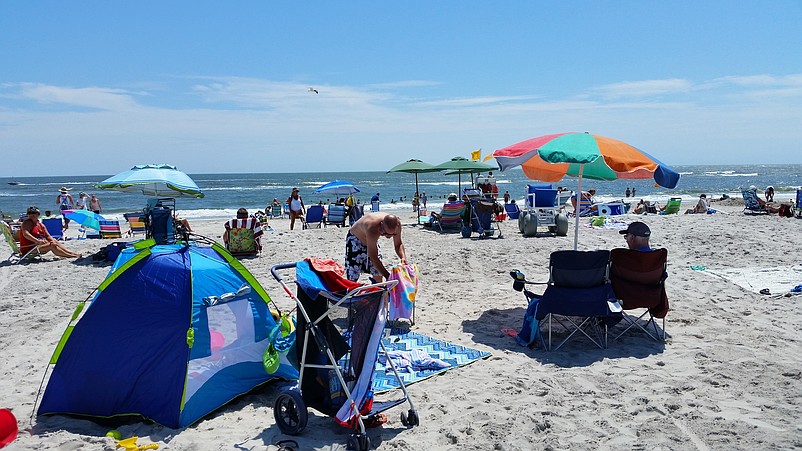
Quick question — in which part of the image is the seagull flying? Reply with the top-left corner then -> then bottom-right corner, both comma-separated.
308,87 -> 318,94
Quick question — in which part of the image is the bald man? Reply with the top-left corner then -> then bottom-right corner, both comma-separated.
345,212 -> 408,282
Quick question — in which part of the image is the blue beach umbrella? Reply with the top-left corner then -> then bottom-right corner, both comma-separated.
62,209 -> 105,231
96,164 -> 204,198
313,180 -> 361,196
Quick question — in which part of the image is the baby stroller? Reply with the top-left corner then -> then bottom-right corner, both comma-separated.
270,260 -> 419,451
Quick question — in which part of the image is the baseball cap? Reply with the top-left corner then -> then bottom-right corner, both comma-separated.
619,221 -> 651,237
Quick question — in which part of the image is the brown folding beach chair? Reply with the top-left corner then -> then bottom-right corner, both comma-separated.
609,248 -> 669,342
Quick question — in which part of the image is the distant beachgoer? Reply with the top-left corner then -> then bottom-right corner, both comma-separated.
287,187 -> 306,230
685,194 -> 710,214
75,192 -> 88,210
631,188 -> 636,197
625,187 -> 631,198
371,193 -> 380,202
55,187 -> 74,230
19,206 -> 81,259
503,191 -> 510,204
345,212 -> 407,282
421,192 -> 427,208
765,186 -> 775,202
571,189 -> 597,215
89,194 -> 102,214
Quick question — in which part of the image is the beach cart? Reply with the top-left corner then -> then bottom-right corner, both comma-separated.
270,261 -> 419,451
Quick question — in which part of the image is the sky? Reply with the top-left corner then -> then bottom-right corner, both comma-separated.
2,1 -> 801,177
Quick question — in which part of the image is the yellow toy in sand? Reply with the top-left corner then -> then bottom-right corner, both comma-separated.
116,436 -> 159,451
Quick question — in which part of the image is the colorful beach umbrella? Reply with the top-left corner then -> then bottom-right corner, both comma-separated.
493,132 -> 680,249
62,209 -> 105,231
313,180 -> 361,196
96,164 -> 204,198
433,157 -> 496,192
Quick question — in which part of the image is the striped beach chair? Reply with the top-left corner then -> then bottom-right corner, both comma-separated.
99,220 -> 122,239
430,201 -> 466,232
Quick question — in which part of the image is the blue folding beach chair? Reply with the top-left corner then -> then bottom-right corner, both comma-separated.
510,250 -> 622,351
42,217 -> 64,240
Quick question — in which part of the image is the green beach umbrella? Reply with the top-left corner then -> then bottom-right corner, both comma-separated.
433,157 -> 496,193
387,159 -> 440,196
388,159 -> 440,223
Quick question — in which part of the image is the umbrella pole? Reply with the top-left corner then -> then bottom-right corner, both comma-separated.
573,165 -> 584,251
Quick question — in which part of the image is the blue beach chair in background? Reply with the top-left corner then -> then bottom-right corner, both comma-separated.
42,217 -> 64,240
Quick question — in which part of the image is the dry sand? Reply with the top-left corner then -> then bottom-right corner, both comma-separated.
2,203 -> 801,450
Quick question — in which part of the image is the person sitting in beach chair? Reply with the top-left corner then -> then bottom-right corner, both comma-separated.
428,193 -> 466,232
223,208 -> 263,256
741,186 -> 778,214
685,194 -> 711,214
570,189 -> 598,216
18,206 -> 81,260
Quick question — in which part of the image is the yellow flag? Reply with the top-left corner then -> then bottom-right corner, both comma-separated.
482,154 -> 494,162
470,149 -> 481,161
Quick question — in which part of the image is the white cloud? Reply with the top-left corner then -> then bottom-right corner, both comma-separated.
3,83 -> 140,111
1,73 -> 801,176
591,79 -> 693,99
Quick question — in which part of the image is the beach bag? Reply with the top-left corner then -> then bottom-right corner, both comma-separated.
387,264 -> 418,321
516,294 -> 542,347
778,204 -> 794,218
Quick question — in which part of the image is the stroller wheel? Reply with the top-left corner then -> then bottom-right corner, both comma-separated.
400,409 -> 420,427
273,391 -> 308,435
347,433 -> 371,451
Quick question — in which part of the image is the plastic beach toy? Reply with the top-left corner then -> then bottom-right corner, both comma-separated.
0,408 -> 18,448
116,436 -> 159,451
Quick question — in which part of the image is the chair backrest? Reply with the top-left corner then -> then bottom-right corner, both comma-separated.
549,250 -> 611,288
504,203 -> 521,219
662,197 -> 682,214
740,190 -> 763,211
99,220 -> 122,239
270,204 -> 282,218
527,189 -> 558,208
306,205 -> 325,223
42,218 -> 63,240
227,227 -> 257,255
439,201 -> 466,224
0,221 -> 20,253
796,189 -> 802,210
145,205 -> 174,244
609,248 -> 669,317
371,200 -> 380,212
327,205 -> 346,225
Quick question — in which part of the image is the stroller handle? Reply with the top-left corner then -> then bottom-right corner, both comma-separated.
271,262 -> 298,282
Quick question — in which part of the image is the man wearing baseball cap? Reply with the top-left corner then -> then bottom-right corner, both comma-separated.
619,221 -> 652,252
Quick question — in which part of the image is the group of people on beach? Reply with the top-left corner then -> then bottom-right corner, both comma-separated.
56,187 -> 103,230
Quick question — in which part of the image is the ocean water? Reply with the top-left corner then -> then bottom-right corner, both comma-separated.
2,164 -> 800,221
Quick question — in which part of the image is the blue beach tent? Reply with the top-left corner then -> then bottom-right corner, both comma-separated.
37,240 -> 297,428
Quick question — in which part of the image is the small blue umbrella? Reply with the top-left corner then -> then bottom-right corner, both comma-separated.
62,209 -> 105,231
313,180 -> 361,196
95,164 -> 204,198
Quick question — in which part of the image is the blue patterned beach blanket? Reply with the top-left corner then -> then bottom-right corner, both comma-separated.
372,331 -> 490,393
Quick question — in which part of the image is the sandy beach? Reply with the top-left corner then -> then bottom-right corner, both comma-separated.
2,201 -> 801,450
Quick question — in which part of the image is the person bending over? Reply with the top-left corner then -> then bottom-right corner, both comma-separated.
19,206 -> 81,259
345,212 -> 407,282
